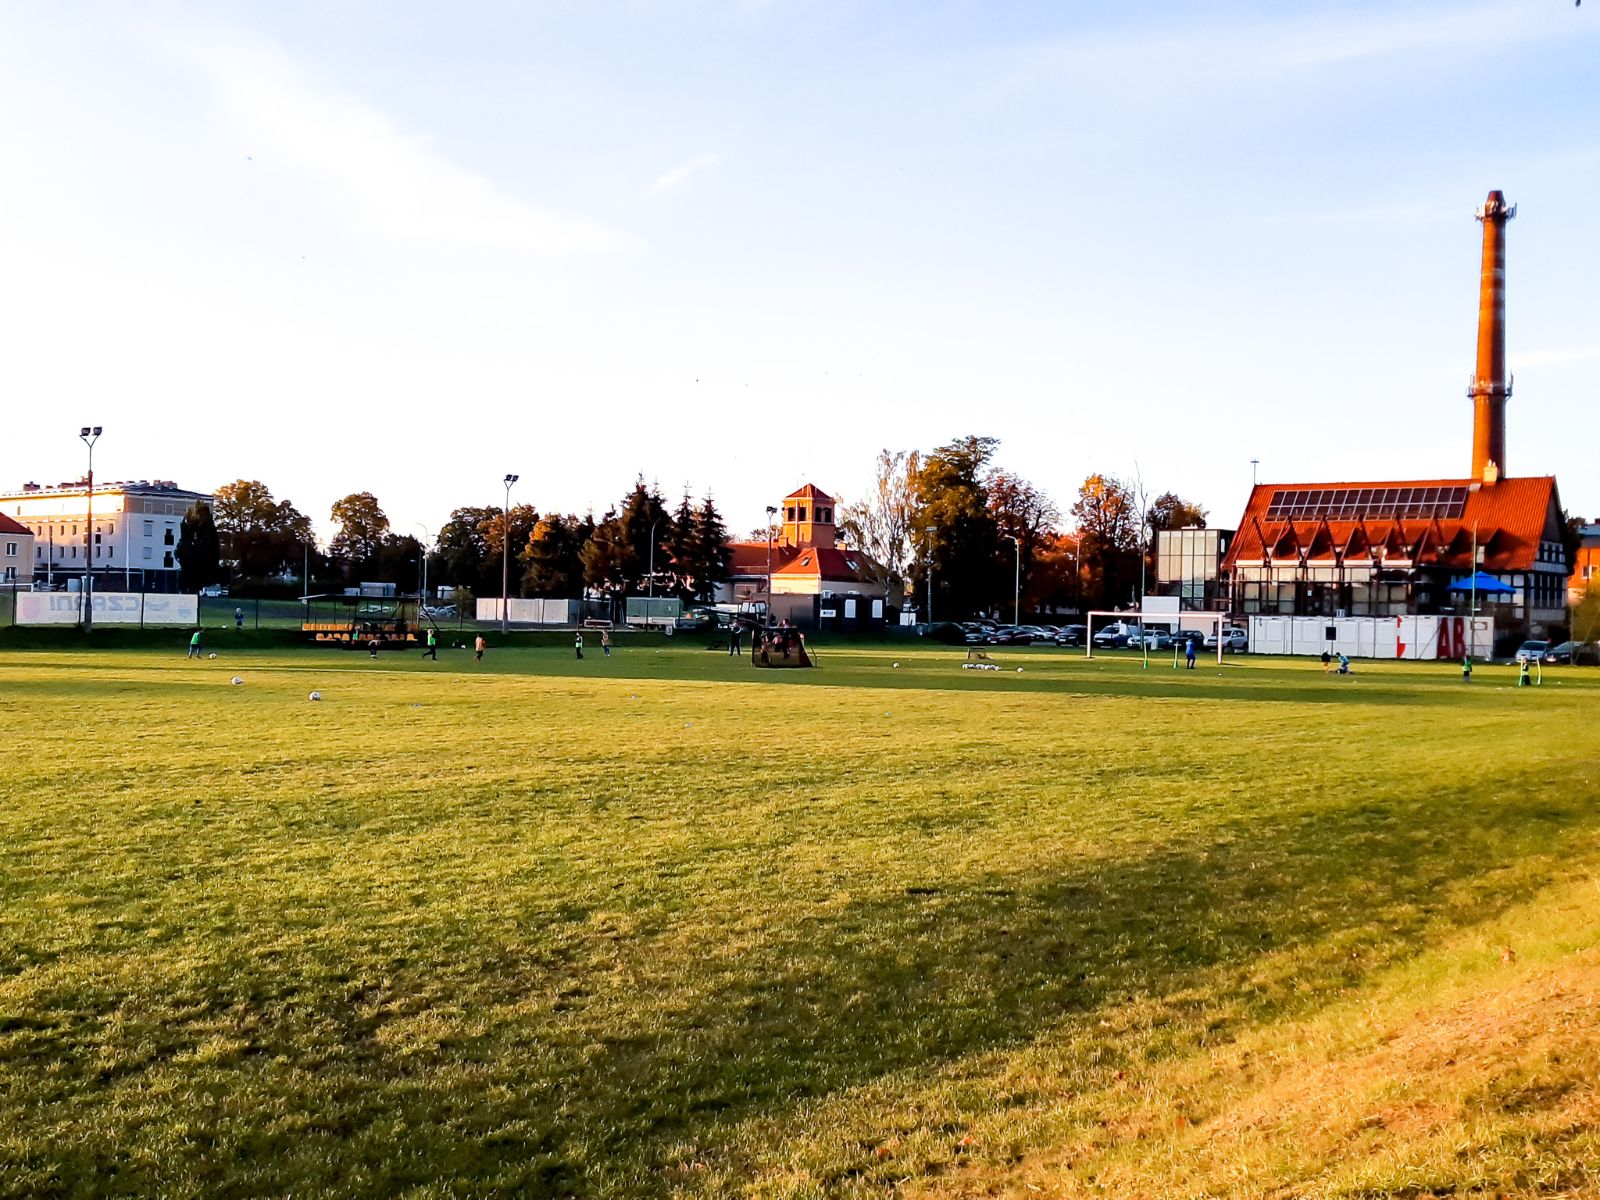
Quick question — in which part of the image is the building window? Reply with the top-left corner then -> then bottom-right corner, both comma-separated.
163,529 -> 175,545
142,546 -> 152,561
3,542 -> 14,557
144,520 -> 153,537
163,552 -> 173,568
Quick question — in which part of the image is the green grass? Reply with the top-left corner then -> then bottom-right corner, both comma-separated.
1,641 -> 1597,1197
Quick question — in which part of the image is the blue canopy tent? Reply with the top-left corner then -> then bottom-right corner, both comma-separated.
1449,572 -> 1515,595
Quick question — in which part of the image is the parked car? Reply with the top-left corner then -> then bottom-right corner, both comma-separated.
1054,624 -> 1088,647
1174,628 -> 1208,645
1127,628 -> 1173,651
1514,639 -> 1549,663
1092,622 -> 1137,648
922,621 -> 968,645
1540,640 -> 1599,665
1203,627 -> 1250,653
986,626 -> 1036,645
421,604 -> 457,620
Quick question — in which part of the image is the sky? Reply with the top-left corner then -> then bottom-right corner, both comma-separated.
2,0 -> 1598,545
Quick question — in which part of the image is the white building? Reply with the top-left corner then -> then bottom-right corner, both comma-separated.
0,479 -> 214,593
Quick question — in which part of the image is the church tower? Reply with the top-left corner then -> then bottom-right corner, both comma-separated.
779,484 -> 837,549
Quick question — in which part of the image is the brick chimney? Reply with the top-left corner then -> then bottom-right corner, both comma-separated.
1469,190 -> 1514,483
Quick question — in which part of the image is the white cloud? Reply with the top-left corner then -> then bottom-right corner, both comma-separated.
164,28 -> 622,254
652,152 -> 721,193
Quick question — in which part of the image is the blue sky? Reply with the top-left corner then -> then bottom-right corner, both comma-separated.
2,1 -> 1596,542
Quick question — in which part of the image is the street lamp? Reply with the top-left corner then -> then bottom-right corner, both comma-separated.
500,474 -> 518,633
414,522 -> 433,606
647,516 -> 663,600
1006,534 -> 1021,626
764,505 -> 778,621
78,426 -> 102,631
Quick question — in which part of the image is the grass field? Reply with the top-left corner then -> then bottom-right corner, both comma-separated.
1,639 -> 1597,1198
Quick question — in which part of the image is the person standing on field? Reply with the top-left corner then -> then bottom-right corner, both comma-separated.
1185,636 -> 1196,669
474,635 -> 486,661
600,629 -> 611,657
186,628 -> 203,658
422,627 -> 437,660
575,630 -> 584,660
234,607 -> 244,631
729,624 -> 742,656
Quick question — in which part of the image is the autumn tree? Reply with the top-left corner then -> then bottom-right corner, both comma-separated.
839,449 -> 920,602
522,514 -> 590,597
909,436 -> 1003,619
328,492 -> 391,576
1071,474 -> 1140,608
986,468 -> 1060,614
212,479 -> 313,582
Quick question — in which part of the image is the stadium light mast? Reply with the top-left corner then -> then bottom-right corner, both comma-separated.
1007,533 -> 1021,626
501,474 -> 518,634
78,426 -> 102,632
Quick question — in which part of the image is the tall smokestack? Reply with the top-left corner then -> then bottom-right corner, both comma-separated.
1469,190 -> 1515,482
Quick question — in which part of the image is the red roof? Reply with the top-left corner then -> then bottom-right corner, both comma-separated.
725,540 -> 797,578
784,483 -> 834,504
772,546 -> 870,582
0,512 -> 29,536
1223,477 -> 1561,573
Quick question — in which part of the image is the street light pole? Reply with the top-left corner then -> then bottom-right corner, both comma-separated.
764,505 -> 778,622
414,523 -> 433,606
501,474 -> 519,634
1007,534 -> 1020,626
647,516 -> 662,600
78,426 -> 102,631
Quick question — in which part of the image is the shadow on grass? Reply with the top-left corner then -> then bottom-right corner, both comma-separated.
6,759 -> 1594,1197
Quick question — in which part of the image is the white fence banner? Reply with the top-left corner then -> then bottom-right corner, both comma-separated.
16,592 -> 199,626
473,598 -> 579,625
1247,614 -> 1493,659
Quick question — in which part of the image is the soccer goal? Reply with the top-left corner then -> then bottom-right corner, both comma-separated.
1084,610 -> 1227,665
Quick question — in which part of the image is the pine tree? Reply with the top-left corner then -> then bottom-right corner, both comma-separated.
175,502 -> 224,593
690,495 -> 730,601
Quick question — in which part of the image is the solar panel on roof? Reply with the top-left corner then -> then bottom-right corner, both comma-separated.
1265,486 -> 1467,522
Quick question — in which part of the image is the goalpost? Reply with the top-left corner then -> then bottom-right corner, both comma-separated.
1084,609 -> 1227,665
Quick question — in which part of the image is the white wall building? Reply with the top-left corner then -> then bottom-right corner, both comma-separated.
0,479 -> 214,593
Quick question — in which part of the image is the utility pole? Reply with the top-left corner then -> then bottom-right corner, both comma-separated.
764,505 -> 778,621
501,474 -> 519,633
78,426 -> 102,631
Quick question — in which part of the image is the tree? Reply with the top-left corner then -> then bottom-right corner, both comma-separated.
484,504 -> 540,598
986,468 -> 1060,615
1146,492 -> 1208,534
175,502 -> 224,593
522,514 -> 589,597
374,534 -> 424,589
581,507 -> 630,597
909,435 -> 1002,619
212,479 -> 312,582
666,491 -> 697,597
840,449 -> 920,603
329,493 -> 391,575
687,496 -> 730,601
1071,474 -> 1141,608
436,506 -> 499,596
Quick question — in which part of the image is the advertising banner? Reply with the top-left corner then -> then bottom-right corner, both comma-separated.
15,592 -> 199,626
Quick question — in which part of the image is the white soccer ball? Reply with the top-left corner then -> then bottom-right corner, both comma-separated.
230,676 -> 243,686
208,652 -> 217,659
892,662 -> 900,668
1017,667 -> 1024,673
308,691 -> 322,702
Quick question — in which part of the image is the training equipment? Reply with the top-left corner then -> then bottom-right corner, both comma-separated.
230,676 -> 243,686
308,691 -> 322,701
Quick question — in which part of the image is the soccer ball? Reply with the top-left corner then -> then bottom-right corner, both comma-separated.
230,676 -> 243,686
892,662 -> 900,668
308,691 -> 322,702
207,652 -> 217,659
1017,667 -> 1024,673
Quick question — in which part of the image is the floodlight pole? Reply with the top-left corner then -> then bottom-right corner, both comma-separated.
78,426 -> 102,631
414,523 -> 432,605
648,516 -> 662,600
501,474 -> 519,633
1007,534 -> 1020,626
